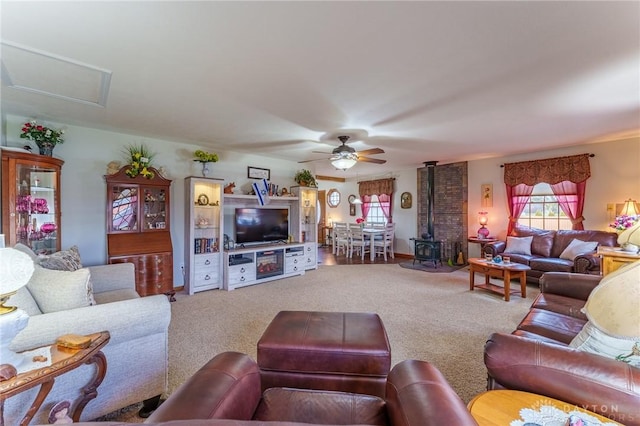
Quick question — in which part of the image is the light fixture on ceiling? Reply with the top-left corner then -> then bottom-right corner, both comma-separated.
331,153 -> 358,170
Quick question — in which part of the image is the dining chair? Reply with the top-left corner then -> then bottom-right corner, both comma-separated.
373,223 -> 395,261
333,223 -> 350,256
349,227 -> 370,260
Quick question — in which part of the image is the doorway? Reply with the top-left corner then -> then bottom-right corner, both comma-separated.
318,190 -> 326,245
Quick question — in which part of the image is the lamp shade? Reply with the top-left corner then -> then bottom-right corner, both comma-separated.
0,248 -> 34,296
478,212 -> 488,226
583,259 -> 640,338
620,199 -> 640,216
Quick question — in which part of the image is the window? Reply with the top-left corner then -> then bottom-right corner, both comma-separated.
327,189 -> 341,208
365,195 -> 388,224
517,183 -> 573,230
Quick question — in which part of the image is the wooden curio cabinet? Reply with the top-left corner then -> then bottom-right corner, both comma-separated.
105,166 -> 175,300
1,150 -> 64,254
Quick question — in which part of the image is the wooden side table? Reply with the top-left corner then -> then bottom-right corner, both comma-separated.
467,236 -> 497,256
0,331 -> 110,426
468,257 -> 530,301
598,246 -> 640,276
468,390 -> 623,425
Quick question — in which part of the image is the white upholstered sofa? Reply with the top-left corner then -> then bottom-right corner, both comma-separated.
5,244 -> 172,424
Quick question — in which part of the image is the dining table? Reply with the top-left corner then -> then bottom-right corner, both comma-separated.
361,227 -> 385,261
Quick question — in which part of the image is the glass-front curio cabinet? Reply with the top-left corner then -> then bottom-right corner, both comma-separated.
290,185 -> 318,270
184,177 -> 224,294
105,165 -> 175,300
1,150 -> 64,254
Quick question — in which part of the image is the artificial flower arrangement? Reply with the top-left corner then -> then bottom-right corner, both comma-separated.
124,144 -> 155,179
193,150 -> 219,163
610,214 -> 639,231
20,120 -> 65,147
355,217 -> 366,224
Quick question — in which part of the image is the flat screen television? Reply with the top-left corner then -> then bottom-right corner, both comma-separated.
235,208 -> 289,244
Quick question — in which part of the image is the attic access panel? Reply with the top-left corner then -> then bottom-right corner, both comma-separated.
1,41 -> 112,107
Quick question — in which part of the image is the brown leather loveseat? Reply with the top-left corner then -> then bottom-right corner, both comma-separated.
484,272 -> 640,425
483,225 -> 618,284
138,351 -> 478,426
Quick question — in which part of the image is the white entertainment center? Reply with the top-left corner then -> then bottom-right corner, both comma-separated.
224,242 -> 306,290
184,181 -> 318,293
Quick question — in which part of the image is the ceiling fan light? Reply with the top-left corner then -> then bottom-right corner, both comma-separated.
331,157 -> 357,170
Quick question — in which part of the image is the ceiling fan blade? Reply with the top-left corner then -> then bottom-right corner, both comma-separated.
358,157 -> 387,164
356,148 -> 385,155
298,158 -> 327,163
311,151 -> 333,154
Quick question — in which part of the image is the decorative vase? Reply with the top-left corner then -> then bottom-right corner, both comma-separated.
199,162 -> 212,177
38,142 -> 54,157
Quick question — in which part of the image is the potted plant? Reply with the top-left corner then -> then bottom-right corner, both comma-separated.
193,150 -> 219,177
124,144 -> 155,179
294,169 -> 317,187
20,120 -> 65,156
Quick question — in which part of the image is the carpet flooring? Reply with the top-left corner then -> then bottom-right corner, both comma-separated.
398,261 -> 465,273
99,263 -> 537,422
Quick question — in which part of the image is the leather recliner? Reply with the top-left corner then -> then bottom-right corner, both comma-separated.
484,272 -> 640,426
144,351 -> 478,426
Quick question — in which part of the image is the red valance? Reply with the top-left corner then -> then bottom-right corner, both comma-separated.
503,153 -> 591,186
358,178 -> 394,197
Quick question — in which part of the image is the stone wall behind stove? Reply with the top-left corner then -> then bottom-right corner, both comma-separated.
417,162 -> 468,263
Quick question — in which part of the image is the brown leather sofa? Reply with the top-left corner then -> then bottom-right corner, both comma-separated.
136,351 -> 478,426
484,272 -> 640,425
483,225 -> 618,284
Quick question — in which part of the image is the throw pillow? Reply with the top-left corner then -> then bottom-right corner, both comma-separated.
7,286 -> 42,316
38,245 -> 83,271
26,265 -> 94,313
559,239 -> 598,260
582,260 -> 640,338
13,242 -> 38,262
505,236 -> 533,255
569,322 -> 640,368
569,260 -> 640,367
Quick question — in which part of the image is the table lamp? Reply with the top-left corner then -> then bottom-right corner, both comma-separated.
477,211 -> 490,238
617,220 -> 640,253
0,248 -> 34,367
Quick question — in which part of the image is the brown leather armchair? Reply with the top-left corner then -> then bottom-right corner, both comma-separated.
484,272 -> 640,426
145,351 -> 478,426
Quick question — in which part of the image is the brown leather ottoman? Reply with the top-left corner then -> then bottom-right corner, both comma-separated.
257,311 -> 391,397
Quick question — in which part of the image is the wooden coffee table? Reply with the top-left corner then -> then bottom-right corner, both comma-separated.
0,331 -> 110,426
468,257 -> 530,301
468,390 -> 623,425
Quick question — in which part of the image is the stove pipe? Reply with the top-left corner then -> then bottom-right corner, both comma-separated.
423,161 -> 438,240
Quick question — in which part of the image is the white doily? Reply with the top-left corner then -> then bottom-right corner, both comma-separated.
510,404 -> 617,426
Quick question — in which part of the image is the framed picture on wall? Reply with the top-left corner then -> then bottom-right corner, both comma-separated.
400,192 -> 412,209
248,166 -> 270,180
481,184 -> 493,207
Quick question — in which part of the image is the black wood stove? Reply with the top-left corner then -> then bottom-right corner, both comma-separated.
411,237 -> 442,268
413,161 -> 442,268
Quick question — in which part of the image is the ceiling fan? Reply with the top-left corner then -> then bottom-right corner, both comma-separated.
299,135 -> 386,170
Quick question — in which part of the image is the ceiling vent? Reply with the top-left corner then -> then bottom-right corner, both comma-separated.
1,40 -> 112,107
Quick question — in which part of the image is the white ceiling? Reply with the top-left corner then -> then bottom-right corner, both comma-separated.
1,1 -> 639,177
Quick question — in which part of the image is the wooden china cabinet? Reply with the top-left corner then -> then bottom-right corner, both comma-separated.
105,166 -> 175,301
1,149 -> 64,254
